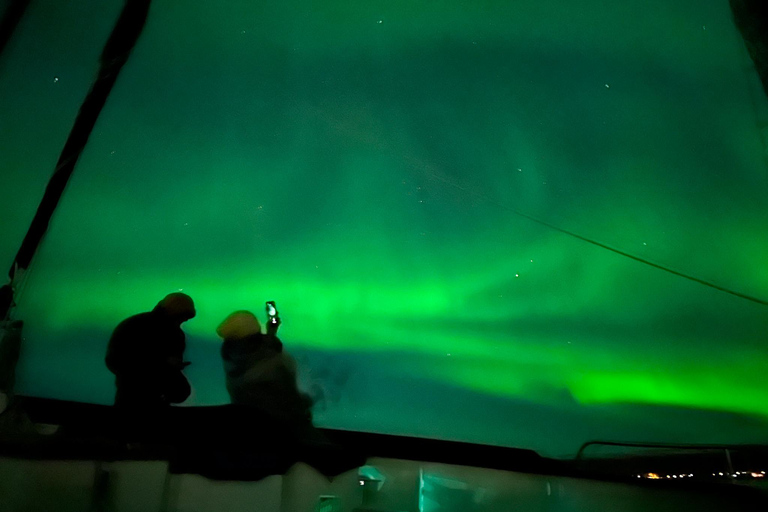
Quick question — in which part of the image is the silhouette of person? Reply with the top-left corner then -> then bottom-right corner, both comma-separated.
106,292 -> 195,429
217,310 -> 314,435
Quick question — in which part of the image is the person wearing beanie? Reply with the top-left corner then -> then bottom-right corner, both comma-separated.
105,292 -> 195,435
217,310 -> 313,432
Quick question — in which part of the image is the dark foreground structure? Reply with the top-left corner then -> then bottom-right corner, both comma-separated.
0,397 -> 767,511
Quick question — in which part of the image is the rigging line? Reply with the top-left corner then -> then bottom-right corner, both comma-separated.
429,171 -> 768,306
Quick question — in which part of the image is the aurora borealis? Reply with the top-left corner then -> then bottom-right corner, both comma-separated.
2,0 -> 768,457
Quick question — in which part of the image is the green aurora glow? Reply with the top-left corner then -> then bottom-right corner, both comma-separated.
2,0 -> 768,456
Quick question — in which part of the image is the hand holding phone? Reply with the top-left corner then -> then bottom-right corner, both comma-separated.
266,301 -> 281,335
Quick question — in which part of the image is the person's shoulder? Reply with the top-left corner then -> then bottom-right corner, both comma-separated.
220,336 -> 248,357
113,311 -> 153,333
123,311 -> 154,324
221,334 -> 275,357
279,349 -> 297,367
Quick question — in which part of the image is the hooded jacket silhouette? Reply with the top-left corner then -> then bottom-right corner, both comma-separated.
106,293 -> 195,408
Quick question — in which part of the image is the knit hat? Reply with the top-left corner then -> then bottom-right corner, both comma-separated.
217,310 -> 262,339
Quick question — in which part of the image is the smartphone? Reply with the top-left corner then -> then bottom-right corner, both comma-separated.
266,301 -> 279,324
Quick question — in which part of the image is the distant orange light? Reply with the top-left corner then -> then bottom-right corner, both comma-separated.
751,473 -> 764,478
645,473 -> 661,480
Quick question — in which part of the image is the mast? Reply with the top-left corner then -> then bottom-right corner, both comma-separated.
2,0 -> 152,320
0,0 -> 32,62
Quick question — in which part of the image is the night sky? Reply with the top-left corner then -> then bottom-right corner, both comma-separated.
2,0 -> 768,457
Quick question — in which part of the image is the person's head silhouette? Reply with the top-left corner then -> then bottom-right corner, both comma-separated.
216,310 -> 261,339
157,293 -> 196,324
